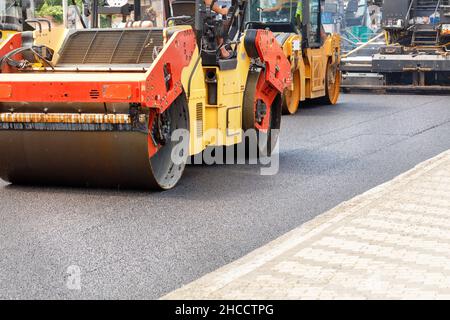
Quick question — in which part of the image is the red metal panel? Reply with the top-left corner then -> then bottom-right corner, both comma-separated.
254,30 -> 292,91
0,29 -> 196,110
254,72 -> 279,132
0,84 -> 12,98
0,81 -> 141,103
141,28 -> 196,112
248,30 -> 292,131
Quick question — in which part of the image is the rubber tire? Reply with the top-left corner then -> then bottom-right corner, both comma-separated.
320,61 -> 341,105
242,70 -> 282,158
282,71 -> 301,115
149,94 -> 190,190
258,94 -> 282,157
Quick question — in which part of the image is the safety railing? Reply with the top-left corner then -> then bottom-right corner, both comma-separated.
406,0 -> 416,24
433,0 -> 442,26
342,32 -> 385,58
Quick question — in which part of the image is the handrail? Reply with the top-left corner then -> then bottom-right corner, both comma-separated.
435,0 -> 442,14
433,0 -> 442,26
345,30 -> 361,42
25,19 -> 42,33
343,32 -> 384,58
341,36 -> 358,46
406,0 -> 415,23
26,18 -> 52,33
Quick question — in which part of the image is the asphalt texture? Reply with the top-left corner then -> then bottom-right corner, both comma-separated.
1,93 -> 450,299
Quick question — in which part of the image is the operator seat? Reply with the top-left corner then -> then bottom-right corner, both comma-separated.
171,0 -> 196,28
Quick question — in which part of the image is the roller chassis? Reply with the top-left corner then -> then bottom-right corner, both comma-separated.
0,13 -> 291,189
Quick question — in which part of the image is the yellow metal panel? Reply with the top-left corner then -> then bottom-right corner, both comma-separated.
311,48 -> 325,92
32,27 -> 69,64
180,47 -> 208,156
222,77 -> 239,95
201,39 -> 250,147
179,36 -> 252,153
281,34 -> 307,103
226,106 -> 241,137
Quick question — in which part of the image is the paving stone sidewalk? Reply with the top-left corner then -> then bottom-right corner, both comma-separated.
164,150 -> 450,300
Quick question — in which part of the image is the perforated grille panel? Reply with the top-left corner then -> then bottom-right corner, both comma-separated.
57,29 -> 164,65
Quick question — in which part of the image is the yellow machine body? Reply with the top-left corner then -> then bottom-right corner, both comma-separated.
179,39 -> 251,154
278,33 -> 341,114
246,0 -> 342,114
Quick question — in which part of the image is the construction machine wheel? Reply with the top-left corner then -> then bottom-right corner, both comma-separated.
0,95 -> 190,190
282,71 -> 301,115
243,70 -> 282,157
147,94 -> 190,190
321,61 -> 341,105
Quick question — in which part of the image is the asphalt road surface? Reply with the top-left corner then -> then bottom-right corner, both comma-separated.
1,94 -> 450,299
